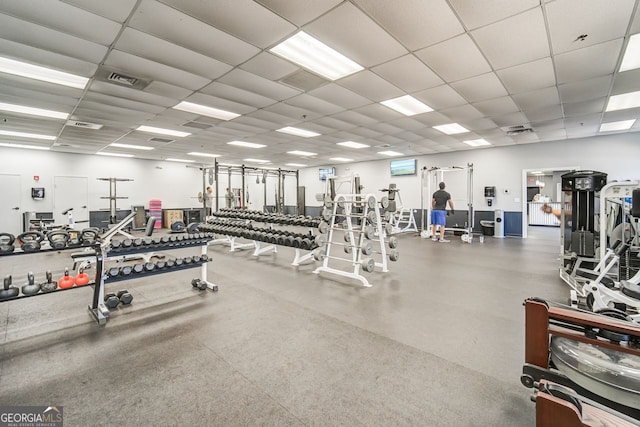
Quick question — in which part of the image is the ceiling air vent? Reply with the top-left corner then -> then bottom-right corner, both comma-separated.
65,120 -> 103,130
182,121 -> 212,130
94,67 -> 150,90
148,137 -> 174,143
279,69 -> 328,92
502,125 -> 534,136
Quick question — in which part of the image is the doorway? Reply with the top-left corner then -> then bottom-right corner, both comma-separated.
521,166 -> 578,239
0,174 -> 21,234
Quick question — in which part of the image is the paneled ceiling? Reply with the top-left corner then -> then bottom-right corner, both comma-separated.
0,0 -> 639,168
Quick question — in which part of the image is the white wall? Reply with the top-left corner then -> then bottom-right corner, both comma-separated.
300,133 -> 640,212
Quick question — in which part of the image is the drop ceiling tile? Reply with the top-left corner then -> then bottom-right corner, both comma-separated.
219,69 -> 300,101
74,106 -> 153,123
546,0 -> 635,54
414,85 -> 467,110
439,104 -> 484,122
104,50 -> 211,91
0,13 -> 108,63
184,92 -> 257,115
555,39 -> 623,84
530,118 -> 565,132
201,82 -> 277,109
239,52 -> 299,81
611,68 -> 640,95
522,105 -> 563,122
255,0 -> 342,26
88,80 -> 177,108
372,55 -> 443,93
411,112 -> 451,127
536,129 -> 567,141
263,102 -> 321,121
115,28 -> 232,80
307,84 -> 371,110
465,118 -> 499,131
496,57 -> 556,94
632,4 -> 640,33
353,104 -> 404,122
231,116 -> 282,132
129,0 -> 259,65
309,117 -> 356,132
450,72 -> 509,103
368,122 -> 405,135
558,75 -> 613,103
512,86 -> 560,110
305,2 -> 407,68
61,0 -> 138,23
471,8 -> 549,70
388,117 -> 428,131
352,0 -> 464,50
0,78 -> 82,105
0,0 -> 122,45
349,127 -> 384,139
472,96 -> 520,116
244,109 -> 296,127
83,92 -> 166,114
491,112 -> 529,127
161,0 -> 295,48
330,110 -> 378,127
415,34 -> 491,82
284,94 -> 345,116
565,124 -> 599,137
564,113 -> 602,128
449,0 -> 539,30
337,70 -> 403,102
563,98 -> 606,117
144,81 -> 193,100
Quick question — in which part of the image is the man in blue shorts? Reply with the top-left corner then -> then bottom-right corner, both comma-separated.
431,182 -> 454,242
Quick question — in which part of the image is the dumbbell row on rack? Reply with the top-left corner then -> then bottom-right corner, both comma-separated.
103,254 -> 211,280
213,209 -> 321,227
199,223 -> 319,250
108,232 -> 214,251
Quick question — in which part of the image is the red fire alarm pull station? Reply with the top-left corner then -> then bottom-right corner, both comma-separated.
34,175 -> 39,181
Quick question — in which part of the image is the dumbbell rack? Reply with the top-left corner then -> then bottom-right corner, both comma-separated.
89,212 -> 218,325
313,193 -> 388,288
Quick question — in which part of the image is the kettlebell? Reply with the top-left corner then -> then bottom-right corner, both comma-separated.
40,271 -> 57,293
21,272 -> 40,296
67,230 -> 81,248
58,268 -> 75,289
0,275 -> 19,300
16,231 -> 45,253
74,267 -> 90,286
80,228 -> 100,246
0,233 -> 15,255
47,230 -> 70,250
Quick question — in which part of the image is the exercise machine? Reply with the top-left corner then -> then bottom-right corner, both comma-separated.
420,164 -> 474,242
381,184 -> 418,234
521,298 -> 640,423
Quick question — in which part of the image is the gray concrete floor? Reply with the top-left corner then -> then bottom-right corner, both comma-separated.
0,226 -> 567,426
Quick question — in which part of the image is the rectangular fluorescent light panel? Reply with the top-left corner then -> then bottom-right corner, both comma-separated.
188,152 -> 220,158
244,158 -> 270,164
270,31 -> 364,81
0,102 -> 68,120
97,152 -> 134,158
599,120 -> 636,132
0,130 -> 56,140
287,150 -> 317,156
227,140 -> 266,148
605,91 -> 640,112
136,125 -> 191,138
173,101 -> 240,121
337,141 -> 369,149
166,158 -> 195,163
330,157 -> 353,162
276,126 -> 320,137
286,163 -> 307,167
620,33 -> 640,72
110,143 -> 154,151
378,150 -> 404,156
0,142 -> 50,151
380,95 -> 433,116
433,123 -> 470,135
0,56 -> 88,89
463,139 -> 491,147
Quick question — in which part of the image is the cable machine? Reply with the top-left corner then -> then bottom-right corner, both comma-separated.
420,164 -> 474,243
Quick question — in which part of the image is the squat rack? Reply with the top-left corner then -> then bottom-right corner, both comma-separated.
191,161 -> 299,214
421,163 -> 474,242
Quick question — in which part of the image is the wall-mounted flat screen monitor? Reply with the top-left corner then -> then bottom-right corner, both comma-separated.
319,167 -> 335,181
31,187 -> 45,199
390,159 -> 417,176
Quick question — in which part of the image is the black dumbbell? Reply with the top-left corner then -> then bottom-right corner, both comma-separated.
104,293 -> 120,309
120,265 -> 133,276
122,239 -> 132,248
132,264 -> 144,274
107,267 -> 120,279
144,262 -> 155,272
111,239 -> 121,249
200,254 -> 209,262
117,289 -> 133,305
166,259 -> 176,268
132,238 -> 143,247
191,278 -> 207,290
156,260 -> 167,269
175,258 -> 184,267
